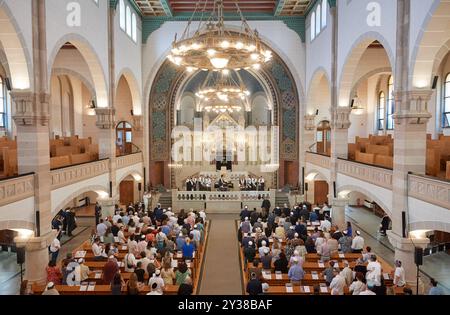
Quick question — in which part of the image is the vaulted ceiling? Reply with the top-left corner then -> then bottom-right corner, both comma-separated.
132,0 -> 315,17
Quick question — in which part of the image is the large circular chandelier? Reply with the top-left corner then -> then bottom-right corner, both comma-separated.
196,70 -> 250,113
167,0 -> 273,71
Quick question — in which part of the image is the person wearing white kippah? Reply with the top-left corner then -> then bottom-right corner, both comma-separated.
330,268 -> 346,295
288,257 -> 304,285
149,269 -> 165,293
42,282 -> 59,295
258,240 -> 270,258
77,258 -> 90,282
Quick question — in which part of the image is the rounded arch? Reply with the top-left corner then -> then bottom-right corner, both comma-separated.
47,34 -> 108,108
0,220 -> 34,232
117,169 -> 144,185
307,67 -> 331,117
305,169 -> 330,182
116,68 -> 142,115
338,32 -> 395,107
409,0 -> 447,89
51,67 -> 96,97
350,67 -> 392,97
336,184 -> 392,218
52,185 -> 109,214
0,1 -> 32,89
410,222 -> 450,235
307,67 -> 331,99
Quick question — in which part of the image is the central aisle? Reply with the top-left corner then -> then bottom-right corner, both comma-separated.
198,214 -> 243,295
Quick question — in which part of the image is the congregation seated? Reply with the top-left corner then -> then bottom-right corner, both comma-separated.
238,202 -> 408,296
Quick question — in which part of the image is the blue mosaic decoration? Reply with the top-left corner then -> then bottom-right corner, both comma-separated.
152,111 -> 166,140
283,109 -> 296,141
271,62 -> 292,92
155,66 -> 178,94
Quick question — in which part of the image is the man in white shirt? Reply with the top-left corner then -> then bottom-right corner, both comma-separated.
147,282 -> 163,295
49,236 -> 61,264
112,211 -> 121,225
96,219 -> 108,237
359,285 -> 376,295
366,254 -> 382,287
340,261 -> 353,286
124,251 -> 137,272
199,210 -> 206,222
351,231 -> 365,253
137,235 -> 148,253
349,273 -> 366,295
258,240 -> 270,258
330,268 -> 346,295
149,269 -> 165,292
393,260 -> 406,287
92,238 -> 107,260
320,216 -> 332,232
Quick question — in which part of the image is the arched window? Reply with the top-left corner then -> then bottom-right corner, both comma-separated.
311,12 -> 316,41
321,0 -> 327,28
444,73 -> 450,128
378,92 -> 385,130
126,6 -> 132,37
119,0 -> 125,31
315,5 -> 321,36
131,13 -> 137,43
387,76 -> 395,130
0,77 -> 5,128
116,121 -> 133,155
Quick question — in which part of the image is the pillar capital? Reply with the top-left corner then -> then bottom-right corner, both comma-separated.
331,196 -> 349,207
331,107 -> 352,129
393,90 -> 433,125
14,230 -> 56,250
11,90 -> 50,126
387,231 -> 429,251
95,107 -> 116,129
132,115 -> 143,131
304,114 -> 316,131
97,197 -> 118,217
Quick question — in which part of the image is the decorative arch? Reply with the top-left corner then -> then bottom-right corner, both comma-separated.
47,34 -> 108,108
147,47 -> 300,188
52,185 -> 109,214
305,169 -> 330,182
0,2 -> 32,89
117,169 -> 144,185
51,67 -> 96,97
338,32 -> 395,107
409,0 -> 448,89
116,68 -> 142,115
350,67 -> 392,97
307,67 -> 331,116
336,184 -> 392,218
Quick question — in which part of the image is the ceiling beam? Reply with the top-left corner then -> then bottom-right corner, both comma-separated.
274,0 -> 286,16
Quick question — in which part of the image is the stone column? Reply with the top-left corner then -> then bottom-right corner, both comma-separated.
331,197 -> 348,231
132,115 -> 144,151
329,107 -> 351,203
14,232 -> 55,284
97,197 -> 116,218
95,107 -> 118,202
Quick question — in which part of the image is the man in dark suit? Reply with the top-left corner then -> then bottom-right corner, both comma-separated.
261,198 -> 271,218
240,206 -> 251,221
94,202 -> 102,226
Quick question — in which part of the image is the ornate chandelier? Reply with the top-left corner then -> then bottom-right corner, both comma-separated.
196,70 -> 250,113
167,0 -> 272,71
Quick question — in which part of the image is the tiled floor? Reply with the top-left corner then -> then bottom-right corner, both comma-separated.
346,206 -> 449,294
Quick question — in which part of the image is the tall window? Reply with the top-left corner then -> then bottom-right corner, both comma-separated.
444,73 -> 450,128
119,0 -> 125,31
0,77 -> 5,128
316,4 -> 321,35
131,13 -> 137,43
311,12 -> 316,40
387,76 -> 395,130
126,6 -> 132,37
378,92 -> 385,130
321,0 -> 327,28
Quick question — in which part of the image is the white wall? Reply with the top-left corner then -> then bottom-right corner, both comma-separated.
0,197 -> 35,226
408,197 -> 450,233
116,162 -> 144,184
51,173 -> 109,214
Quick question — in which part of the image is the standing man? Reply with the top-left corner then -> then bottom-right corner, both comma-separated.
261,197 -> 271,219
49,233 -> 61,264
351,231 -> 365,253
95,202 -> 102,226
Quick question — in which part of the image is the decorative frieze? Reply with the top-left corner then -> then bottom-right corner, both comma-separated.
305,152 -> 331,169
393,90 -> 432,125
132,115 -> 143,131
116,152 -> 143,169
0,174 -> 35,207
408,174 -> 450,209
11,91 -> 50,126
95,108 -> 116,129
50,160 -> 109,190
331,107 -> 352,129
337,159 -> 393,190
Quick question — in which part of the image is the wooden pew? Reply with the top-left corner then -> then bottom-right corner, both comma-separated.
70,153 -> 91,165
355,151 -> 375,165
31,283 -> 179,295
426,148 -> 440,177
446,161 -> 450,180
50,156 -> 71,169
374,154 -> 393,169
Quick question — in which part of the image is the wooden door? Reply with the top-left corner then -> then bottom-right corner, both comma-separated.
314,180 -> 329,205
284,161 -> 299,188
120,181 -> 134,205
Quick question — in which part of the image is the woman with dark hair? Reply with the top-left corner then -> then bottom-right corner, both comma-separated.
305,237 -> 317,253
126,273 -> 142,295
110,272 -> 124,295
273,252 -> 289,273
175,261 -> 191,285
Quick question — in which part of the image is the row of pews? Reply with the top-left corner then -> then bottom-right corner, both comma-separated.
50,136 -> 99,169
348,133 -> 450,179
31,222 -> 209,295
238,222 -> 406,295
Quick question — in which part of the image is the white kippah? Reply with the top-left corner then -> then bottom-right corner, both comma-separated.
248,241 -> 253,246
261,240 -> 266,246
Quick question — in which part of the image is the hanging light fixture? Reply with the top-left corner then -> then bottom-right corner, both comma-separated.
196,69 -> 250,113
351,91 -> 365,115
167,0 -> 272,71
